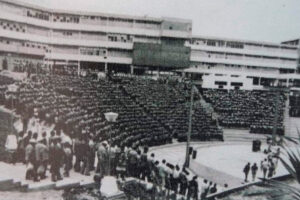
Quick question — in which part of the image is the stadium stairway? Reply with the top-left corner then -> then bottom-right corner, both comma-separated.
223,129 -> 267,143
196,90 -> 221,128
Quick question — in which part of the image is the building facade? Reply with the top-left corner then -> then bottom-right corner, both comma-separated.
0,0 -> 192,74
0,0 -> 299,91
184,36 -> 299,90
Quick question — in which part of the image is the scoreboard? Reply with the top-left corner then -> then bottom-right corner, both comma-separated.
133,42 -> 191,68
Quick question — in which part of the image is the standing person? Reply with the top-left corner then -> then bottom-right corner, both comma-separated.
23,131 -> 32,149
243,162 -> 250,182
140,146 -> 149,181
200,179 -> 210,199
25,139 -> 37,181
116,147 -> 127,180
40,132 -> 48,146
158,160 -> 167,190
128,147 -> 138,177
50,138 -> 64,182
35,139 -> 49,180
261,159 -> 269,180
171,165 -> 181,193
187,176 -> 198,200
210,183 -> 217,194
74,135 -> 84,172
179,171 -> 188,197
251,163 -> 258,181
88,137 -> 96,171
97,141 -> 109,176
63,141 -> 73,177
268,162 -> 275,178
48,131 -> 56,147
14,131 -> 25,164
81,136 -> 90,176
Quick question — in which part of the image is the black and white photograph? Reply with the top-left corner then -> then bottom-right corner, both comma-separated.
0,0 -> 299,199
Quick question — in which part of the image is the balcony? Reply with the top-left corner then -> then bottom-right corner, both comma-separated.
0,29 -> 133,50
190,56 -> 298,70
45,53 -> 132,64
0,43 -> 45,56
188,44 -> 298,59
0,11 -> 160,37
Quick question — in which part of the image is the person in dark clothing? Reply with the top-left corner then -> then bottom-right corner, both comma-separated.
23,131 -> 32,149
251,163 -> 258,181
81,137 -> 91,176
40,132 -> 47,146
116,148 -> 127,180
268,162 -> 275,178
50,139 -> 64,182
179,171 -> 188,196
48,131 -> 56,146
210,183 -> 217,194
74,136 -> 84,172
243,162 -> 250,182
140,147 -> 148,180
187,176 -> 198,200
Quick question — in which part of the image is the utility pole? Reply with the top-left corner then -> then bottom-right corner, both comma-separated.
184,84 -> 194,168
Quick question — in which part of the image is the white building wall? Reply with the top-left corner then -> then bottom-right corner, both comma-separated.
202,73 -> 254,90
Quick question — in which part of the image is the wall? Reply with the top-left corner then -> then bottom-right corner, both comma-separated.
202,73 -> 254,90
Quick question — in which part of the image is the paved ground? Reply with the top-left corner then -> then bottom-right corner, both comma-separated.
151,142 -> 289,188
0,190 -> 63,200
0,161 -> 94,191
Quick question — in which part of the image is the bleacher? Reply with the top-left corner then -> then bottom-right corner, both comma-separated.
203,89 -> 285,135
0,74 -> 223,149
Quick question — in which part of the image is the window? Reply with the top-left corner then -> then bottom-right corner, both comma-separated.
230,82 -> 243,86
226,42 -> 244,49
207,40 -> 216,46
215,81 -> 227,85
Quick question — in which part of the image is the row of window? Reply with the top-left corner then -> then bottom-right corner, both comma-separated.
27,10 -> 49,21
215,81 -> 243,86
190,39 -> 297,52
193,50 -> 297,62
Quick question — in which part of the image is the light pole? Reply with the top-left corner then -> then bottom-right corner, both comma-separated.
104,112 -> 118,175
100,112 -> 121,198
184,83 -> 194,168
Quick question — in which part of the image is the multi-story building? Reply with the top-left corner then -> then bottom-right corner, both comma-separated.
0,0 -> 299,91
184,36 -> 299,90
0,0 -> 192,74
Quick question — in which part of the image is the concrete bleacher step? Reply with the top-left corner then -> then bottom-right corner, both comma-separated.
55,179 -> 81,190
0,178 -> 15,191
26,181 -> 56,192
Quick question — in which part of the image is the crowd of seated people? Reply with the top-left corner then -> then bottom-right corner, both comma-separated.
203,89 -> 286,135
0,73 -> 224,199
122,78 -> 223,141
2,75 -> 172,149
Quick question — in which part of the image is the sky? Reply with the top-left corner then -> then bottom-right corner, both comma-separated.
22,0 -> 300,43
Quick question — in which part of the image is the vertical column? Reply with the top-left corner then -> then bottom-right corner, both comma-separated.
77,61 -> 81,76
258,77 -> 261,86
105,62 -> 108,73
130,65 -> 134,74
